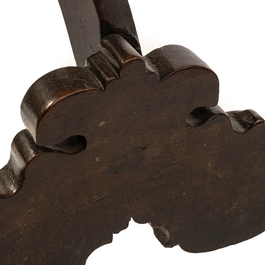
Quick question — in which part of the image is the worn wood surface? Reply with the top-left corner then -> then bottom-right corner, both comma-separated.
1,1 -> 265,265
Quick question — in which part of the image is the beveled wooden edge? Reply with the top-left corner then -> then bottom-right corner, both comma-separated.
187,106 -> 264,134
145,44 -> 212,80
1,34 -> 264,199
0,130 -> 38,198
21,34 -> 218,145
0,130 -> 87,198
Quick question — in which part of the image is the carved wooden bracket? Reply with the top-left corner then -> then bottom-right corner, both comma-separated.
1,1 -> 265,264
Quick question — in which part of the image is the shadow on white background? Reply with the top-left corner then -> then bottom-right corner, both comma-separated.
0,1 -> 265,264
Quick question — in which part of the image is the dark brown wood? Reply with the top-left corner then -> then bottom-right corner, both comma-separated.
1,1 -> 265,265
58,0 -> 141,66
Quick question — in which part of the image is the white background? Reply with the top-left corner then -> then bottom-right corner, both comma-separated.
1,1 -> 265,264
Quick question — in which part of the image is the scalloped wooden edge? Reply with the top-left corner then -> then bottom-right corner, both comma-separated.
1,34 -> 263,200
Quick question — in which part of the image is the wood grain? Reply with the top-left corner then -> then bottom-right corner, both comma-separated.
1,34 -> 265,264
58,0 -> 141,66
1,1 -> 265,264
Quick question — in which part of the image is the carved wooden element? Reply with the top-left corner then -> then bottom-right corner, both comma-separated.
1,1 -> 265,265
